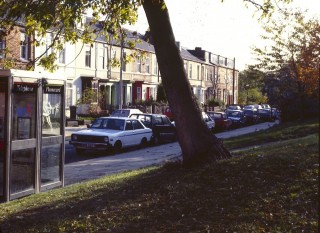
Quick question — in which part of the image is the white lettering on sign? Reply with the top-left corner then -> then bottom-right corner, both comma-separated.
45,86 -> 61,93
16,84 -> 34,92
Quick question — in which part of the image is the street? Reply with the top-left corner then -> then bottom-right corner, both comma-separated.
64,121 -> 278,185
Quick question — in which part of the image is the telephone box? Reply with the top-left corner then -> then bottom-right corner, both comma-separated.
0,69 -> 66,202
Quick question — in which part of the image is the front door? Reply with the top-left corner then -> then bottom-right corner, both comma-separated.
10,82 -> 38,200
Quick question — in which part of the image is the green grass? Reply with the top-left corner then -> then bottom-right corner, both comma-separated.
223,118 -> 319,150
0,119 -> 318,232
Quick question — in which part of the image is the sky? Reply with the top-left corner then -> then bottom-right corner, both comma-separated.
124,0 -> 320,71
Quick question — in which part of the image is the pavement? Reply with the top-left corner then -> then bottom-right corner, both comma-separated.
64,121 -> 279,186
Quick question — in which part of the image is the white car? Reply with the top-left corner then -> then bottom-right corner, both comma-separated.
202,112 -> 215,132
69,117 -> 152,154
110,108 -> 143,117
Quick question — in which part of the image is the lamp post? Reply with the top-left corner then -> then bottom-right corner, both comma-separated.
224,75 -> 229,105
119,30 -> 124,110
245,84 -> 250,105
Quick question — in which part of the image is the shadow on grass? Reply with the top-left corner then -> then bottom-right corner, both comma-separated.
0,135 -> 318,233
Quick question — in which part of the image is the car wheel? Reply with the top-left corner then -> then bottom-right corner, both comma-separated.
76,148 -> 85,155
113,141 -> 122,154
140,137 -> 148,149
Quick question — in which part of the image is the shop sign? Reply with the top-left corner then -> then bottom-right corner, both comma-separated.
44,85 -> 63,94
13,83 -> 37,93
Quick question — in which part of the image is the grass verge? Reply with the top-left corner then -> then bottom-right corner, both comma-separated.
223,117 -> 319,150
0,120 -> 318,232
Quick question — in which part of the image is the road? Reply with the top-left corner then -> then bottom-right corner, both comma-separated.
64,121 -> 278,186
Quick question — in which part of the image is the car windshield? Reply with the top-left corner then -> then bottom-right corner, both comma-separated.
90,118 -> 125,130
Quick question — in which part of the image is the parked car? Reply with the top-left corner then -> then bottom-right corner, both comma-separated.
243,109 -> 260,125
258,108 -> 274,122
243,105 -> 256,111
69,117 -> 152,154
202,112 -> 215,131
261,104 -> 271,109
207,111 -> 232,131
226,110 -> 246,128
271,107 -> 281,120
129,113 -> 177,145
226,104 -> 242,111
110,108 -> 143,117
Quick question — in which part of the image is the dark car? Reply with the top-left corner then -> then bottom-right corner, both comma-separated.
129,113 -> 177,145
258,108 -> 274,122
243,109 -> 260,125
226,110 -> 246,128
207,111 -> 232,131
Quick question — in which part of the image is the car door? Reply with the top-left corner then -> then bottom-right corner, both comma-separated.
124,120 -> 135,147
159,115 -> 176,141
132,119 -> 148,144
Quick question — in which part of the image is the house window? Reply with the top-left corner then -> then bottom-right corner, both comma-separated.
66,82 -> 73,108
205,68 -> 208,81
0,38 -> 5,58
197,65 -> 200,80
59,47 -> 66,64
145,57 -> 150,73
99,46 -> 105,69
136,55 -> 141,72
45,33 -> 52,57
184,62 -> 187,73
189,64 -> 192,79
209,69 -> 213,81
20,32 -> 29,60
136,87 -> 141,101
122,51 -> 126,71
201,66 -> 204,80
153,57 -> 158,75
92,81 -> 98,103
85,46 -> 91,67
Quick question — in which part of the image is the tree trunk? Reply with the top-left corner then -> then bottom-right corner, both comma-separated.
142,0 -> 231,166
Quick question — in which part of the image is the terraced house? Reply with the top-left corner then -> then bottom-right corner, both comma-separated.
1,17 -> 239,118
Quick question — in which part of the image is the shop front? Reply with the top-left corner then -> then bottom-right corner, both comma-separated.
0,69 -> 65,202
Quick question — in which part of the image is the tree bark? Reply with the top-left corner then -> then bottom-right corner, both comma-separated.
142,0 -> 231,166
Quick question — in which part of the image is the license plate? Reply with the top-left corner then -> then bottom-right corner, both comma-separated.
85,143 -> 95,148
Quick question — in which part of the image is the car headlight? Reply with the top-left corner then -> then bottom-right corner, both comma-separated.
71,134 -> 77,141
104,136 -> 109,142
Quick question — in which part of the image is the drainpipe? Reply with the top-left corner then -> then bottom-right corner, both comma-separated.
232,57 -> 235,104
